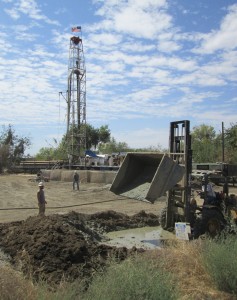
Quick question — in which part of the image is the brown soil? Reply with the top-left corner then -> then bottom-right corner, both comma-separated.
0,174 -> 236,289
0,211 -> 158,287
0,174 -> 164,222
0,174 -> 163,288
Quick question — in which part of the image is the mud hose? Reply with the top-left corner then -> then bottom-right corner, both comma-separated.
0,197 -> 129,211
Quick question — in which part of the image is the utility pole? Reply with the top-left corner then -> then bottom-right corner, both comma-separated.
66,26 -> 86,165
222,122 -> 225,163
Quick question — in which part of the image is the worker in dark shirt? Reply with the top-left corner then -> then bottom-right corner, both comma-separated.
73,171 -> 80,191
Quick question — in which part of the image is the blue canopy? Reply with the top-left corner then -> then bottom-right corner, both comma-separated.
85,150 -> 98,158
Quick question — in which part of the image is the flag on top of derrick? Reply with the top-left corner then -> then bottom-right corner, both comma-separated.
71,26 -> 81,32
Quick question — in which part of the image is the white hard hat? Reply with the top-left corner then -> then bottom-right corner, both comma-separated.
38,182 -> 44,187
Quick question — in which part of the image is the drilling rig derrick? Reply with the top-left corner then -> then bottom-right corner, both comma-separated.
66,31 -> 86,162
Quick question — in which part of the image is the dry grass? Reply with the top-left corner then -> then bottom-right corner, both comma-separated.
0,265 -> 37,300
1,239 -> 237,299
0,265 -> 81,300
81,256 -> 178,300
146,239 -> 236,300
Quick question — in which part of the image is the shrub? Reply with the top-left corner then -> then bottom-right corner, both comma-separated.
81,256 -> 178,300
201,235 -> 237,295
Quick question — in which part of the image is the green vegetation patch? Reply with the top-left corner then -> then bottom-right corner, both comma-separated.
81,256 -> 178,300
201,236 -> 237,295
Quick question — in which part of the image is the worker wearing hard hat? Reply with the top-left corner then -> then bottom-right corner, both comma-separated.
37,182 -> 47,216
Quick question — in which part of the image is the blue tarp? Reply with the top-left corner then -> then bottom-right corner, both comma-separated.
85,150 -> 98,158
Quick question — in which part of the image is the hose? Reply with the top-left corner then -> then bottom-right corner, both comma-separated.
0,196 -> 139,211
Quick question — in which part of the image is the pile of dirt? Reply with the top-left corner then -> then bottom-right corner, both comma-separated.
0,210 -> 159,287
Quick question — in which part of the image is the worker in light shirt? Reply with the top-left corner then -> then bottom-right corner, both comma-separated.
201,176 -> 216,205
37,182 -> 47,216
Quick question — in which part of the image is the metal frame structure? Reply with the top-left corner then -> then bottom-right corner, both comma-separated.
66,32 -> 86,161
165,120 -> 192,228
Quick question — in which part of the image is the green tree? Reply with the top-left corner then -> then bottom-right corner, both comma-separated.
35,147 -> 57,160
36,124 -> 111,160
85,124 -> 99,149
98,137 -> 130,154
98,125 -> 111,143
35,137 -> 67,160
0,125 -> 31,171
225,123 -> 237,163
85,125 -> 111,149
191,124 -> 221,163
131,144 -> 166,152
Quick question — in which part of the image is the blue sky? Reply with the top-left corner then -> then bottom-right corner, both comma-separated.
0,0 -> 237,155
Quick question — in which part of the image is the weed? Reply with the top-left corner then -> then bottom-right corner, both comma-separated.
201,235 -> 237,295
81,255 -> 178,300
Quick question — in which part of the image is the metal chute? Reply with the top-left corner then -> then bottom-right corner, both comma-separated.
110,152 -> 185,203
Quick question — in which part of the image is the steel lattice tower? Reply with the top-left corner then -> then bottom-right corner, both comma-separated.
66,31 -> 86,161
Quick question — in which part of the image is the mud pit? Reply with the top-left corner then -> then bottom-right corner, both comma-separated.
0,210 -> 159,287
0,174 -> 164,287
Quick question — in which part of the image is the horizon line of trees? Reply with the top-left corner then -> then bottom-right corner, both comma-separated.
0,122 -> 237,171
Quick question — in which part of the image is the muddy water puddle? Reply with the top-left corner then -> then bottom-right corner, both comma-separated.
103,226 -> 176,250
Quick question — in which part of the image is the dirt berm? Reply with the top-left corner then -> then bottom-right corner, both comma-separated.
0,210 -> 159,288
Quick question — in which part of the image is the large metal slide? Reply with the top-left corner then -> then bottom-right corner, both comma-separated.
110,121 -> 191,207
110,153 -> 185,202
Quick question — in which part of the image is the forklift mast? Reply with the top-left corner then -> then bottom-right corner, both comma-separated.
165,120 -> 192,228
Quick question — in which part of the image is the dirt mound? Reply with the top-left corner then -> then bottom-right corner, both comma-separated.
90,210 -> 159,231
0,210 -> 159,287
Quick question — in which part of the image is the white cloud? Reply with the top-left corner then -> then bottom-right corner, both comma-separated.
157,40 -> 181,52
87,32 -> 122,46
121,41 -> 155,52
5,0 -> 60,25
194,4 -> 237,54
1,0 -> 237,155
94,0 -> 172,39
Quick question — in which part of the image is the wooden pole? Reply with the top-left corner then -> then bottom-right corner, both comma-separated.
222,122 -> 225,163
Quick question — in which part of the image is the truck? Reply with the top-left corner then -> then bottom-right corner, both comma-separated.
192,162 -> 237,186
